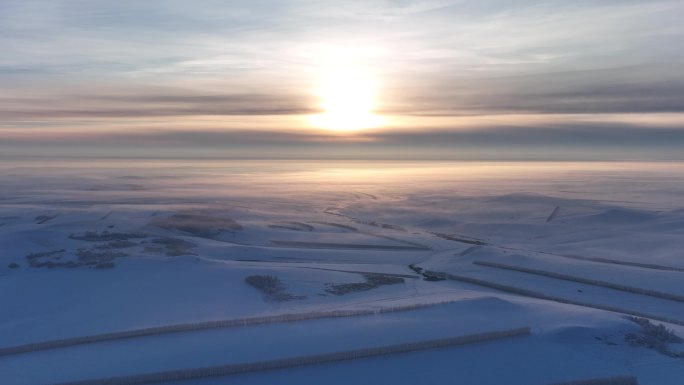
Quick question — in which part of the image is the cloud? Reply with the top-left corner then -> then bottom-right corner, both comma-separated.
2,0 -> 683,79
2,122 -> 682,160
385,64 -> 684,115
367,124 -> 684,148
1,1 -> 683,160
3,64 -> 683,122
0,92 -> 315,119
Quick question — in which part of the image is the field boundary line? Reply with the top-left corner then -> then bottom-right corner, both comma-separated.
0,301 -> 457,358
55,327 -> 531,385
474,260 -> 684,303
425,269 -> 684,327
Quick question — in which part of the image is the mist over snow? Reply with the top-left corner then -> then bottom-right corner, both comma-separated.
0,160 -> 683,384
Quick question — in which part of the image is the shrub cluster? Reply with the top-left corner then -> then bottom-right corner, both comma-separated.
325,273 -> 404,295
625,316 -> 683,358
69,231 -> 147,242
245,275 -> 305,302
25,248 -> 126,269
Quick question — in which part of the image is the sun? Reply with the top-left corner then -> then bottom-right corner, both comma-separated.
309,68 -> 383,131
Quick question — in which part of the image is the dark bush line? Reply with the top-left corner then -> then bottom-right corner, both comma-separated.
270,240 -> 429,251
269,222 -> 314,231
54,327 -> 531,385
424,269 -> 684,327
627,317 -> 682,343
149,238 -> 196,257
25,249 -> 65,261
431,232 -> 486,245
151,213 -> 242,238
351,218 -> 407,232
94,262 -> 116,269
625,316 -> 683,358
76,250 -> 127,264
516,248 -> 684,273
325,273 -> 404,295
321,210 -> 406,232
474,260 -> 684,303
546,375 -> 639,385
95,241 -> 137,250
0,300 -> 461,358
245,275 -> 305,302
35,214 -> 59,224
26,248 -> 127,269
309,221 -> 358,231
546,205 -> 560,222
364,232 -> 431,249
69,231 -> 147,242
268,224 -> 306,231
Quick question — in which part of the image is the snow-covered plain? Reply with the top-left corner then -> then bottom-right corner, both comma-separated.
0,160 -> 683,384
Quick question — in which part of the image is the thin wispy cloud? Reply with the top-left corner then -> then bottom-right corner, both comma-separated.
1,0 -> 683,159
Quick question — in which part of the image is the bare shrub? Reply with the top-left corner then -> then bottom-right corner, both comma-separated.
625,316 -> 683,358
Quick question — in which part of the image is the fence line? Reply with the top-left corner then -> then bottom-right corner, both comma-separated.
498,246 -> 684,273
55,327 -> 531,385
0,300 -> 460,358
474,260 -> 684,303
425,270 -> 684,327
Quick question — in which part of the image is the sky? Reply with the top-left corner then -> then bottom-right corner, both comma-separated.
1,0 -> 683,160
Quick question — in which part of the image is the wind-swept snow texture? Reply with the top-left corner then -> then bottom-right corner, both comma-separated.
1,160 -> 683,384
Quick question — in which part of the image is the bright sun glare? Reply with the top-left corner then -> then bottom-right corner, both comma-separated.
309,68 -> 383,131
